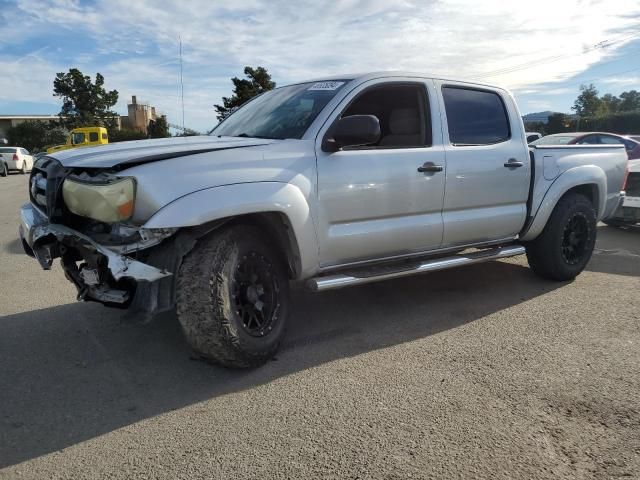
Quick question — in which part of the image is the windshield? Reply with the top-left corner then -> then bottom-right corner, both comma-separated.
531,135 -> 576,145
211,80 -> 350,140
0,148 -> 16,153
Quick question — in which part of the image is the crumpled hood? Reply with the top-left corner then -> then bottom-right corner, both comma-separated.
49,135 -> 275,169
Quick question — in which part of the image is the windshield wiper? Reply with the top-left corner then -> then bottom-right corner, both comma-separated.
231,133 -> 284,140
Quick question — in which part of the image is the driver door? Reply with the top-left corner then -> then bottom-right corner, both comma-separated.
315,78 -> 446,267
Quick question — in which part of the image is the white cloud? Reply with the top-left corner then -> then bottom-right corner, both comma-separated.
601,75 -> 640,87
1,0 -> 639,129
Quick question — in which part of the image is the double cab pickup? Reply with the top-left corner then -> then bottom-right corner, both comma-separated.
19,72 -> 628,367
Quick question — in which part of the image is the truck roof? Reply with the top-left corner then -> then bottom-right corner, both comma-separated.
299,71 -> 507,91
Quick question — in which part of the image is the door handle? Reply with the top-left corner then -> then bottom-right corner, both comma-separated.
504,159 -> 524,168
417,162 -> 443,173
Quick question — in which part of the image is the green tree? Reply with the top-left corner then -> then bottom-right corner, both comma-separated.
53,68 -> 119,130
618,90 -> 640,112
546,113 -> 573,134
109,128 -> 147,143
599,93 -> 621,115
147,115 -> 170,138
572,84 -> 602,117
6,120 -> 67,152
214,66 -> 276,121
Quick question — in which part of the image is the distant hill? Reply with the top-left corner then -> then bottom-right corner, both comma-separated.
522,111 -> 558,123
522,111 -> 577,124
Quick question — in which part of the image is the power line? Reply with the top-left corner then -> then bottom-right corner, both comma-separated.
475,32 -> 640,79
541,47 -> 640,80
553,66 -> 640,89
515,66 -> 640,102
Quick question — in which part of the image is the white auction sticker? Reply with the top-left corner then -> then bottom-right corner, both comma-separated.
308,81 -> 345,91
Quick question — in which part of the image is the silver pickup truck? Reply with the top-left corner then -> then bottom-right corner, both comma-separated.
19,72 -> 628,368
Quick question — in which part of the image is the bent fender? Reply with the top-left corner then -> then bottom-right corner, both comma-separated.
143,182 -> 319,278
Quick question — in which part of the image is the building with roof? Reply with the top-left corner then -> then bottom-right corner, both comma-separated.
0,95 -> 161,141
0,115 -> 61,140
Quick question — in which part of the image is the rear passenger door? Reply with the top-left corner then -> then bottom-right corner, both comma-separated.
435,82 -> 530,247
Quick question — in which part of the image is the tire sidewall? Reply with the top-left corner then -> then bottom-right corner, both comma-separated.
548,197 -> 597,278
216,231 -> 289,357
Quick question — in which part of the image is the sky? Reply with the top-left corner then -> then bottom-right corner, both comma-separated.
0,0 -> 639,132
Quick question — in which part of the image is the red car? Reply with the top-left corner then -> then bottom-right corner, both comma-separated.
532,132 -> 640,160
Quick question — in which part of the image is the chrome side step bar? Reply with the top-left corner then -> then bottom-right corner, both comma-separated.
308,245 -> 525,292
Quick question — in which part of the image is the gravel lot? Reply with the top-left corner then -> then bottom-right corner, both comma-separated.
0,172 -> 639,479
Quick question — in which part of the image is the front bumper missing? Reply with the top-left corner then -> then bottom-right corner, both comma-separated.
19,203 -> 171,304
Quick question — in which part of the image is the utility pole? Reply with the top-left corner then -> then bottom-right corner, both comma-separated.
179,36 -> 185,134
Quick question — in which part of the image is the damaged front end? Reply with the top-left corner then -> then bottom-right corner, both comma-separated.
19,203 -> 173,306
19,156 -> 183,318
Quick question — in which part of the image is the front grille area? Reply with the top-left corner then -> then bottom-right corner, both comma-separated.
626,172 -> 640,197
29,157 -> 67,219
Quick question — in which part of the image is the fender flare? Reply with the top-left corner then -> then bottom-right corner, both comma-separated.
143,182 -> 319,278
520,165 -> 606,241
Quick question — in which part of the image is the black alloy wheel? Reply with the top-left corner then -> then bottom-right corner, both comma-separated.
561,212 -> 590,265
232,251 -> 281,337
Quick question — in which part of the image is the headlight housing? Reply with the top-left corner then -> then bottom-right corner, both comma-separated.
63,177 -> 136,223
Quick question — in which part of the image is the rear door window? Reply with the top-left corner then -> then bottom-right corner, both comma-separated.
442,87 -> 510,145
89,132 -> 99,142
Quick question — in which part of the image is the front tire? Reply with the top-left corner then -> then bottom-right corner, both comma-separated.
177,225 -> 290,368
525,192 -> 597,281
20,162 -> 27,174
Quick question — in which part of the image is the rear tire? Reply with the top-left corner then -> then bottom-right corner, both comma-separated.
525,192 -> 597,281
0,163 -> 7,177
176,225 -> 290,368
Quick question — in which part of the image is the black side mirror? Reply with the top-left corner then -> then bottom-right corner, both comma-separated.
322,115 -> 381,152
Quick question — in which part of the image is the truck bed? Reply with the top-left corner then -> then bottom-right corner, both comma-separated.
529,144 -> 627,221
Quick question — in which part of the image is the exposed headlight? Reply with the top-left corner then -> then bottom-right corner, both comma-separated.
63,177 -> 136,223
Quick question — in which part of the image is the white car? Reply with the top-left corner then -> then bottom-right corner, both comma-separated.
0,147 -> 34,176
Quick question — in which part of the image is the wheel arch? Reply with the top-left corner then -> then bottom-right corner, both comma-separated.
207,211 -> 303,279
143,182 -> 318,279
521,165 -> 606,241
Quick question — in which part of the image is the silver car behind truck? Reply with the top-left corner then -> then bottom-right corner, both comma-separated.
19,72 -> 628,368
